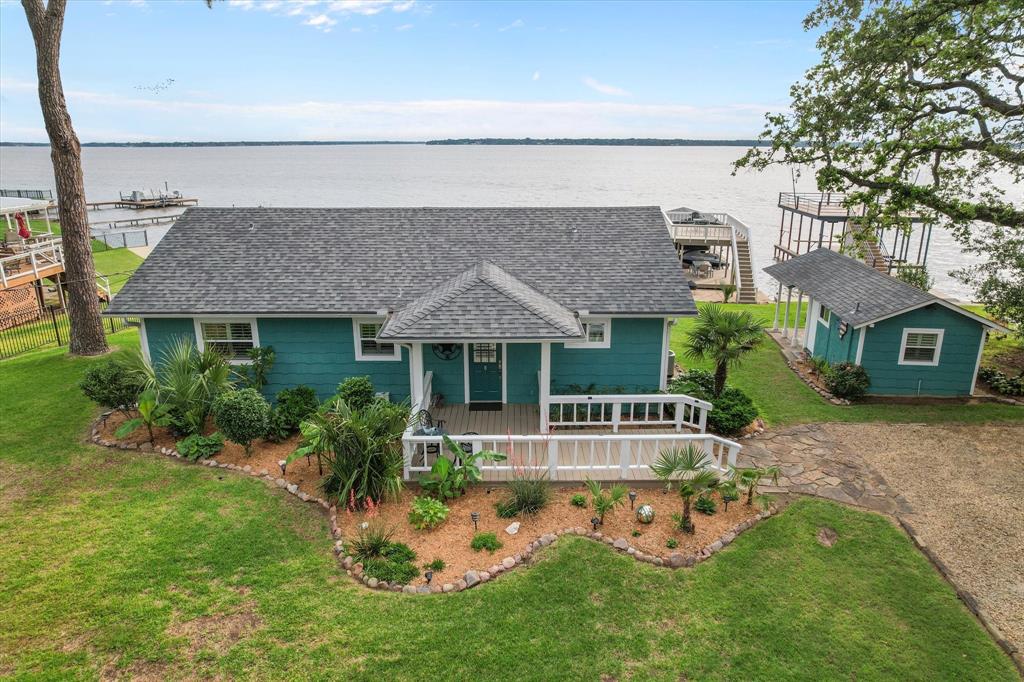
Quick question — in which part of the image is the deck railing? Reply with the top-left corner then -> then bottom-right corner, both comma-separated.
542,392 -> 710,433
401,432 -> 740,482
0,239 -> 64,287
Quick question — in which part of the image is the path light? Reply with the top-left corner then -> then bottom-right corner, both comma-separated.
471,511 -> 480,531
591,517 -> 600,531
629,490 -> 638,510
425,570 -> 433,585
278,459 -> 287,476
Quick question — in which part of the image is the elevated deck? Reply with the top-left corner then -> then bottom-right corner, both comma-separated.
665,207 -> 757,303
0,239 -> 64,290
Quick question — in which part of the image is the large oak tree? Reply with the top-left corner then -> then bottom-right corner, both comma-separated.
22,0 -> 107,355
735,0 -> 1023,330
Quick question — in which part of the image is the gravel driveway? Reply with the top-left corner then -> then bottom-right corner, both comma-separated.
823,422 -> 1024,655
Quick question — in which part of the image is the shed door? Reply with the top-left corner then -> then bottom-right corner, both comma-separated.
468,343 -> 502,402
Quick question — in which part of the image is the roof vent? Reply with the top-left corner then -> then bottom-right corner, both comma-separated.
568,224 -> 581,241
248,222 -> 256,232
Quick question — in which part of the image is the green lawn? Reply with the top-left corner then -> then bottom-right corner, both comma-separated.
672,303 -> 1024,427
93,248 -> 144,294
0,334 -> 1017,680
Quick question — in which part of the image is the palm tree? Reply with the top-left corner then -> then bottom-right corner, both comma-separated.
729,465 -> 780,507
652,444 -> 719,534
684,303 -> 765,396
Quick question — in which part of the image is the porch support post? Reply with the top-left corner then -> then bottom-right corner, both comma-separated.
409,343 -> 424,409
781,286 -> 793,338
44,210 -> 51,234
801,297 -> 813,350
792,293 -> 804,348
539,342 -> 551,433
772,281 -> 782,330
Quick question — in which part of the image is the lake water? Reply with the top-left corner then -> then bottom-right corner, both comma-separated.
0,144 -> 1009,299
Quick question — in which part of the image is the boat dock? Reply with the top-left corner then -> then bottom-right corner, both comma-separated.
87,196 -> 199,210
665,207 -> 757,304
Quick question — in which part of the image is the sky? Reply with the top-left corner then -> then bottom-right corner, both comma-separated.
0,0 -> 821,142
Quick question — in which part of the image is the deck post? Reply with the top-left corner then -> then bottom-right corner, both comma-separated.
547,440 -> 558,479
801,297 -> 813,350
792,293 -> 803,348
781,287 -> 793,338
697,406 -> 708,434
619,439 -> 631,479
539,343 -> 551,433
772,281 -> 782,330
673,399 -> 685,432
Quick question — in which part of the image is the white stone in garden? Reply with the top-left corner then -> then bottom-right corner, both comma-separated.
505,521 -> 520,535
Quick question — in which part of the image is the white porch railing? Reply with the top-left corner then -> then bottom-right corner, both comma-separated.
402,432 -> 740,482
542,392 -> 710,433
0,238 -> 64,287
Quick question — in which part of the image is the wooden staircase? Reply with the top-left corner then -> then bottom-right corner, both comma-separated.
862,239 -> 889,274
735,239 -> 757,303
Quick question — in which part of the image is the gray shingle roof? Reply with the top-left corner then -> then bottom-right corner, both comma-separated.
763,248 -> 999,329
379,261 -> 583,340
106,206 -> 695,318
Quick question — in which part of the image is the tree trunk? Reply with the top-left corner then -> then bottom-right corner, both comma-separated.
22,0 -> 107,356
714,361 -> 728,397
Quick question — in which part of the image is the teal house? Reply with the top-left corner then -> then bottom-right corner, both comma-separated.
106,206 -> 697,433
764,248 -> 1008,397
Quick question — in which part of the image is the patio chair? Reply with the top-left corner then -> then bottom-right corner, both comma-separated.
415,409 -> 445,459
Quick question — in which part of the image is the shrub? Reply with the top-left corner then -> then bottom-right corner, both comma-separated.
695,494 -> 717,515
470,532 -> 503,553
807,355 -> 831,377
408,496 -> 450,530
707,387 -> 759,436
275,385 -> 319,431
212,388 -> 271,456
362,557 -> 419,584
381,541 -> 416,564
631,529 -> 642,537
896,266 -> 934,292
495,470 -> 551,518
668,368 -> 715,396
424,558 -> 445,572
263,409 -> 291,443
176,432 -> 224,461
666,538 -> 679,549
114,389 -> 172,443
570,493 -> 587,508
824,362 -> 871,400
978,366 -> 1024,396
235,346 -> 276,390
80,359 -> 144,418
337,376 -> 376,410
585,478 -> 628,524
721,283 -> 736,303
419,435 -> 506,501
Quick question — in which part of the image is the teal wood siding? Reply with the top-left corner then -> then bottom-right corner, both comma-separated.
859,304 -> 984,396
507,343 -> 541,403
254,318 -> 410,402
422,345 -> 465,404
550,318 -> 665,393
143,318 -> 195,362
811,311 -> 862,364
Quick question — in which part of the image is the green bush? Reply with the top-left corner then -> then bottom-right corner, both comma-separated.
349,526 -> 419,584
381,541 -> 416,564
408,496 -> 450,530
79,359 -> 145,418
212,388 -> 271,456
424,558 -> 445,572
824,362 -> 871,400
275,385 -> 319,429
666,538 -> 679,549
668,369 -> 715,396
175,432 -> 224,461
470,532 -> 503,553
495,471 -> 551,518
362,557 -> 419,584
896,266 -> 934,291
695,494 -> 717,515
348,523 -> 395,561
263,409 -> 292,443
570,493 -> 587,508
337,376 -> 376,410
978,366 -> 1024,396
706,387 -> 759,436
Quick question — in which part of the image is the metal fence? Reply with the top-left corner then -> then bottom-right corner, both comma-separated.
0,303 -> 138,360
0,188 -> 54,201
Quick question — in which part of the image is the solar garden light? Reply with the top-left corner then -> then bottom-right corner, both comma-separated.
471,511 -> 480,531
278,459 -> 287,476
425,569 -> 433,585
629,490 -> 638,509
591,516 -> 600,531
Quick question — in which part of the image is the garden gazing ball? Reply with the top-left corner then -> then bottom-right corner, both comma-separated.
636,504 -> 655,524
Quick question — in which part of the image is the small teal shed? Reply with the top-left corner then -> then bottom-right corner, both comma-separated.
764,248 -> 1008,397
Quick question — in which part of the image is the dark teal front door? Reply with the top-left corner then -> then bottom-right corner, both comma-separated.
468,343 -> 502,402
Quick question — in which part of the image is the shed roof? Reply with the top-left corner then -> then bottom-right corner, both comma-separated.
0,197 -> 50,216
106,206 -> 696,319
763,248 -> 1006,331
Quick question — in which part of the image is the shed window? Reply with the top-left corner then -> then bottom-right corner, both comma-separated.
899,328 -> 944,366
818,305 -> 831,325
198,321 -> 256,362
354,319 -> 400,361
566,317 -> 612,349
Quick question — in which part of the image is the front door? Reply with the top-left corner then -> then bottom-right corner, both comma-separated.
468,343 -> 502,402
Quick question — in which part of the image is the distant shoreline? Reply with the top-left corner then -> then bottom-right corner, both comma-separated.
0,138 -> 767,148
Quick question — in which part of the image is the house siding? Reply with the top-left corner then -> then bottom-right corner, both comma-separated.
143,318 -> 195,362
810,309 -> 862,365
550,318 -> 665,393
422,345 -> 465,405
507,342 -> 541,403
859,304 -> 983,396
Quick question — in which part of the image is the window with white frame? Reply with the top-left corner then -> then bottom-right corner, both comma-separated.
899,328 -> 944,366
818,304 -> 831,325
354,319 -> 400,361
567,317 -> 611,349
472,342 -> 498,363
197,320 -> 257,362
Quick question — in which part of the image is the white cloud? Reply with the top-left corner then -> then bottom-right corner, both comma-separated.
498,19 -> 524,32
532,71 -> 540,81
582,76 -> 630,97
304,13 -> 337,30
395,23 -> 413,31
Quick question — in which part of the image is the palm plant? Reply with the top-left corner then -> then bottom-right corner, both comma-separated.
584,478 -> 628,524
652,444 -> 719,533
114,389 -> 171,444
729,465 -> 780,507
684,303 -> 765,396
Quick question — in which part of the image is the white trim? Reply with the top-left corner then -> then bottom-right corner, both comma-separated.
353,318 -> 402,362
855,326 -> 866,365
106,311 -> 695,320
658,318 -> 672,391
539,342 -> 552,433
463,342 -> 470,402
409,343 -> 424,405
564,316 -> 612,349
817,303 -> 831,326
970,329 -> 987,396
139,318 -> 152,366
852,299 -> 1010,333
806,301 -> 819,352
501,342 -> 508,404
897,327 -> 944,366
193,317 -> 260,365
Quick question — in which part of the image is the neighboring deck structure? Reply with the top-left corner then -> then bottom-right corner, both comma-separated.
665,207 -> 757,303
1,197 -> 64,316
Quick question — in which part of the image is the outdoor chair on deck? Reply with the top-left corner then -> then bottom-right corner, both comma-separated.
414,409 -> 446,460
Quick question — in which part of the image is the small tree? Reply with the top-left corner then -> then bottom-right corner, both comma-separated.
730,465 -> 780,507
80,359 -> 144,420
584,478 -> 628,525
213,388 -> 270,456
721,283 -> 737,303
115,389 -> 171,444
685,303 -> 764,397
337,376 -> 376,410
896,267 -> 934,292
652,445 -> 719,533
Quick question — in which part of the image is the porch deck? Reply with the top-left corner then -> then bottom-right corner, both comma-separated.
431,402 -> 678,438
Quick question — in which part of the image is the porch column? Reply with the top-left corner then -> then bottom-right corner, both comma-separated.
772,281 -> 782,330
781,286 -> 793,338
409,343 -> 424,409
44,210 -> 51,234
539,342 -> 551,433
801,297 -> 813,350
791,293 -> 804,348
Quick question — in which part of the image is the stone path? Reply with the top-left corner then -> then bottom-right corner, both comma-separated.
737,423 -> 913,515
